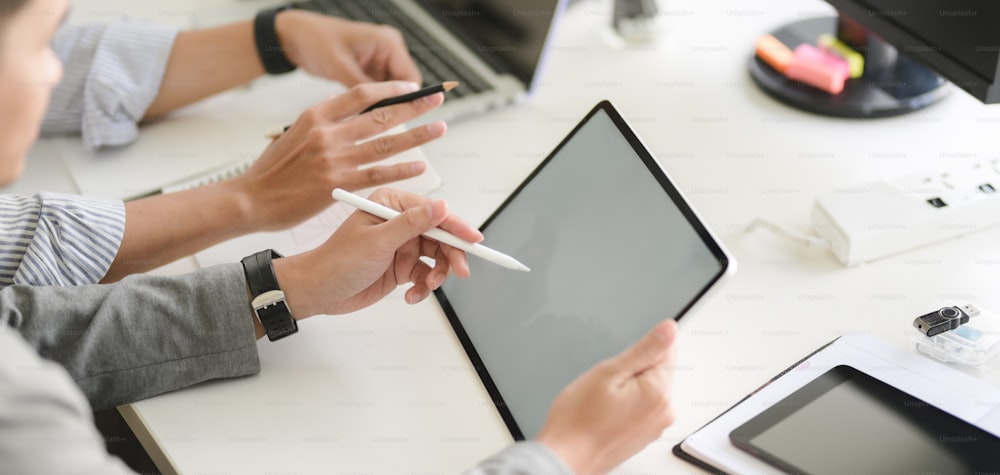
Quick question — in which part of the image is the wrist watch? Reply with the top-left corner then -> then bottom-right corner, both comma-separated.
242,249 -> 298,341
253,4 -> 298,75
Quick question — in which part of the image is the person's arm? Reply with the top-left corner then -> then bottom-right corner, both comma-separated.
0,188 -> 477,474
0,327 -> 136,475
102,81 -> 445,282
0,263 -> 261,411
0,192 -> 125,287
138,19 -> 262,119
3,187 -> 481,411
32,82 -> 449,285
144,9 -> 420,118
43,20 -> 179,149
43,11 -> 419,149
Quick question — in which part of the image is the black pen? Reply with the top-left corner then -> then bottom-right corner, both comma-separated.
267,81 -> 459,139
361,81 -> 459,113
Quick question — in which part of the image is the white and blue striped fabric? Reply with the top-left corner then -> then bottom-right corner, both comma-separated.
0,193 -> 125,287
42,20 -> 179,150
17,21 -> 173,285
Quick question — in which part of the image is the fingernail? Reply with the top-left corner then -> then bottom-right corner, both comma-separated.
428,201 -> 445,219
404,81 -> 420,92
411,161 -> 427,174
433,273 -> 446,288
427,121 -> 446,135
423,92 -> 441,104
655,322 -> 676,343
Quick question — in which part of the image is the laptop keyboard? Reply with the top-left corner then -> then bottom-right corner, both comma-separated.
298,0 -> 494,97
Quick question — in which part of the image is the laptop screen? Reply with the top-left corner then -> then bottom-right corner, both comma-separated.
415,0 -> 562,87
434,102 -> 732,439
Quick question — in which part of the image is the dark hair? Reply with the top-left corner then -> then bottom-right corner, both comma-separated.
0,0 -> 31,23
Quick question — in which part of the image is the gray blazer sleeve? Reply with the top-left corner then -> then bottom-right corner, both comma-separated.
465,442 -> 574,475
0,263 -> 261,411
0,327 -> 136,475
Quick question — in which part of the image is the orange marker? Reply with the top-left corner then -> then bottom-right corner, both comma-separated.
755,34 -> 794,73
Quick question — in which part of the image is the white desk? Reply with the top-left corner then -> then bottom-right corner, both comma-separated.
22,0 -> 1000,473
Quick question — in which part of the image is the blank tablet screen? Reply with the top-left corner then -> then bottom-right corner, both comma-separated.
436,102 -> 730,439
730,365 -> 1000,474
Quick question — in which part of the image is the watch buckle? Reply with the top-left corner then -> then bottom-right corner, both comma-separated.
252,289 -> 286,310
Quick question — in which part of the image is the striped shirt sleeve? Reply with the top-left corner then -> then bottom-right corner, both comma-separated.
42,20 -> 179,150
0,193 -> 125,287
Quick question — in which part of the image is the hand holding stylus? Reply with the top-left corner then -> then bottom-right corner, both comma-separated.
333,188 -> 530,272
272,188 -> 484,317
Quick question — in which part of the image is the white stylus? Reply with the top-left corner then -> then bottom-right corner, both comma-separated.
332,189 -> 530,272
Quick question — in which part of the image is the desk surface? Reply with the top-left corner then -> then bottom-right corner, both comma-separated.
21,0 -> 1000,473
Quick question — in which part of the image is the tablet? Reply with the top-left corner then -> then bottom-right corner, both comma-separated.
730,365 -> 1000,474
434,101 -> 734,439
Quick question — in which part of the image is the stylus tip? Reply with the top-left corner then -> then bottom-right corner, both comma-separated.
509,259 -> 531,272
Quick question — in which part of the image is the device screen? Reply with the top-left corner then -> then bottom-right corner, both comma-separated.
730,365 -> 1000,474
437,104 -> 728,439
858,0 -> 1000,82
415,0 -> 560,86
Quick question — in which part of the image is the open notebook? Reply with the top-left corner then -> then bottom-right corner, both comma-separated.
193,132 -> 441,268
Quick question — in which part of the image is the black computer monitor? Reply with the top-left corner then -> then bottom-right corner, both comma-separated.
749,1 -> 1000,117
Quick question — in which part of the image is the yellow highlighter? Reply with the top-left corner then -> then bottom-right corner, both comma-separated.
819,34 -> 865,78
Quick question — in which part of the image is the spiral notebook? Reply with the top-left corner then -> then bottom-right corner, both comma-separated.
161,159 -> 255,194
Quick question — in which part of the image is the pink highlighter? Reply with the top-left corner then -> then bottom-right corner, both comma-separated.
785,44 -> 850,94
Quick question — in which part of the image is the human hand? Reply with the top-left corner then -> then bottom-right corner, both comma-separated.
275,9 -> 421,86
272,188 -> 483,318
229,81 -> 446,231
536,320 -> 679,475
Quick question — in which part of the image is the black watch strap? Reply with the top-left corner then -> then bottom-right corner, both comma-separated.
254,5 -> 298,75
242,249 -> 298,341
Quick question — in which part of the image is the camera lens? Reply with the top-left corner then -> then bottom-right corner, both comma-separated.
939,307 -> 960,319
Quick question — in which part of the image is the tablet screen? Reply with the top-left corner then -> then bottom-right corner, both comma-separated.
730,365 -> 1000,474
435,102 -> 731,439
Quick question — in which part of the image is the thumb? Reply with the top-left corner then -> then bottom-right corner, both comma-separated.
609,319 -> 678,376
376,200 -> 448,251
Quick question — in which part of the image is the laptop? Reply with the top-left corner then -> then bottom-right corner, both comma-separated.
295,0 -> 566,123
433,101 -> 735,439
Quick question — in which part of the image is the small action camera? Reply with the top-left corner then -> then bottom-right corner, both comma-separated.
913,305 -> 980,337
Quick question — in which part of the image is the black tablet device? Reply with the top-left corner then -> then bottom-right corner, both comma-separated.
433,101 -> 733,440
730,365 -> 1000,474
